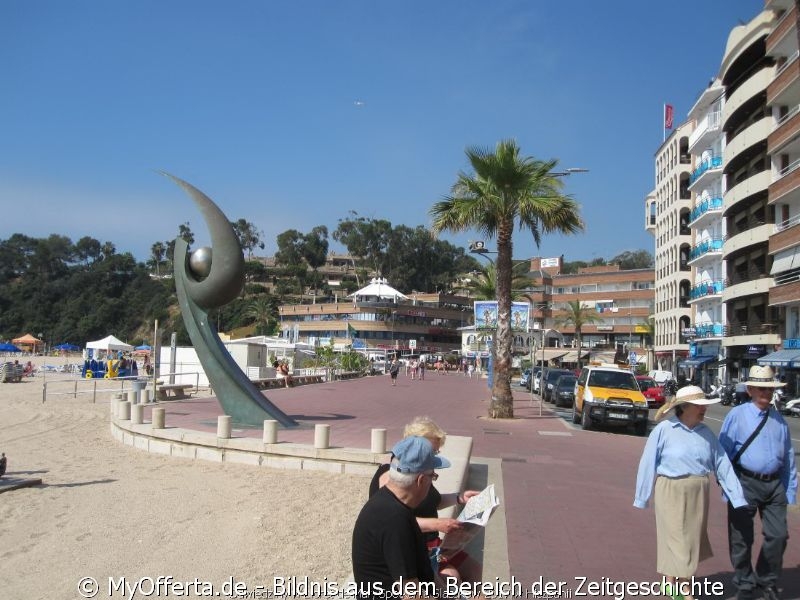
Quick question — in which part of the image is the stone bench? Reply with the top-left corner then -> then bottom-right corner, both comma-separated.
252,374 -> 325,389
155,383 -> 194,401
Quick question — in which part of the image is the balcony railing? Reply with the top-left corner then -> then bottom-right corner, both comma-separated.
689,196 -> 723,223
689,238 -> 724,261
690,155 -> 723,185
690,323 -> 724,338
775,213 -> 800,232
724,320 -> 778,337
726,267 -> 770,286
689,279 -> 725,300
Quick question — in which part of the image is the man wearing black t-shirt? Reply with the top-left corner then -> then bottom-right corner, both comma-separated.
352,436 -> 451,599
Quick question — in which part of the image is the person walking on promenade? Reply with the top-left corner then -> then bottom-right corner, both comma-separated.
352,436 -> 449,599
635,386 -> 747,600
389,358 -> 400,386
719,365 -> 798,600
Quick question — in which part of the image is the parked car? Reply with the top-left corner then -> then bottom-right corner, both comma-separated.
573,365 -> 649,435
636,375 -> 666,409
542,368 -> 572,403
552,374 -> 578,408
520,366 -> 541,390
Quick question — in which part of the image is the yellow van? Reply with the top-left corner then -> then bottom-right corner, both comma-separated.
572,365 -> 650,435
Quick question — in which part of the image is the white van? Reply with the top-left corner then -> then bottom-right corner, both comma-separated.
648,370 -> 674,384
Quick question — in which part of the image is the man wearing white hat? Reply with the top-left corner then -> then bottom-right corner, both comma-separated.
635,386 -> 747,600
720,365 -> 798,600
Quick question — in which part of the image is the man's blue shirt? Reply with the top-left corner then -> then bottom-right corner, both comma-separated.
719,402 -> 798,504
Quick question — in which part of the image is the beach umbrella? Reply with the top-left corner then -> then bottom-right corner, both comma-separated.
0,343 -> 22,352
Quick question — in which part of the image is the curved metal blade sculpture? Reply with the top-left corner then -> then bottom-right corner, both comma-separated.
162,172 -> 296,427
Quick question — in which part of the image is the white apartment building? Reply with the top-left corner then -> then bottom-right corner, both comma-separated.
646,120 -> 693,373
686,77 -> 727,381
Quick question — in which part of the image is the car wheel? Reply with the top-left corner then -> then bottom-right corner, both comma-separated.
581,403 -> 592,430
634,420 -> 648,436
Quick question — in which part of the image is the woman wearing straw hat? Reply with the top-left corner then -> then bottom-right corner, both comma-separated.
720,365 -> 797,600
635,386 -> 747,600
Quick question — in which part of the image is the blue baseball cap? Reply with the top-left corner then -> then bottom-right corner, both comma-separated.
390,436 -> 451,474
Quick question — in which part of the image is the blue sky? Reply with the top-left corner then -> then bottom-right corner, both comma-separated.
1,1 -> 762,265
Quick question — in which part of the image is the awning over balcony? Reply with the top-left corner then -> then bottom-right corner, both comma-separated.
678,356 -> 716,368
770,247 -> 800,275
757,349 -> 800,367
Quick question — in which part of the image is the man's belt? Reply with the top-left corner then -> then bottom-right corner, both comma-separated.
737,467 -> 780,482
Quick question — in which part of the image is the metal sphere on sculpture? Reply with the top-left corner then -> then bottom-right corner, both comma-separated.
189,246 -> 213,278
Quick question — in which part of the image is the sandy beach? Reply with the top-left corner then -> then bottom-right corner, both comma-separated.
0,356 -> 367,600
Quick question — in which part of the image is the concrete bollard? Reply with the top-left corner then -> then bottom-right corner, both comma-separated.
141,389 -> 152,404
371,428 -> 387,454
314,424 -> 330,449
131,403 -> 144,425
217,415 -> 232,439
263,420 -> 278,444
127,389 -> 138,406
152,407 -> 166,430
119,400 -> 131,420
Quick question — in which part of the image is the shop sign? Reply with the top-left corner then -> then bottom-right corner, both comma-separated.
745,345 -> 766,357
682,327 -> 696,338
596,325 -> 613,331
784,339 -> 800,349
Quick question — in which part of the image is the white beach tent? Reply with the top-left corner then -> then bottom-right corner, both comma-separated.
85,335 -> 134,352
347,277 -> 408,302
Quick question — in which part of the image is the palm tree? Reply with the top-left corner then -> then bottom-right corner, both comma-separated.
245,296 -> 276,335
554,300 -> 602,369
431,139 -> 584,418
465,261 -> 531,300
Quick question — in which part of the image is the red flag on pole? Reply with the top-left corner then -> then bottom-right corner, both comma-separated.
664,104 -> 674,130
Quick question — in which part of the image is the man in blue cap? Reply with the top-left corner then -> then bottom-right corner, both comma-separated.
351,436 -> 451,599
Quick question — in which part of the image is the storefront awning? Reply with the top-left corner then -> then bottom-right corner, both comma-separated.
559,351 -> 590,363
678,356 -> 716,368
757,349 -> 800,367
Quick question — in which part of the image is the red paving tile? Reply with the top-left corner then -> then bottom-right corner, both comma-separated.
142,372 -> 800,598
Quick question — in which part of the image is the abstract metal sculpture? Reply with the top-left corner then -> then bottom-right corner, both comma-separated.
163,172 -> 296,427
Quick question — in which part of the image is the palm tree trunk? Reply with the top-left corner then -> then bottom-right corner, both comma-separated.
490,219 -> 514,418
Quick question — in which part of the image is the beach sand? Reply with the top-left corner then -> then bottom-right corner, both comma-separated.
0,356 -> 366,600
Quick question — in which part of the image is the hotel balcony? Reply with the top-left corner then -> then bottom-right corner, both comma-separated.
767,4 -> 797,58
768,104 -> 800,154
688,279 -> 724,304
767,52 -> 800,107
688,111 -> 723,152
687,238 -> 724,266
688,322 -> 724,339
770,215 -> 800,255
723,65 -> 774,128
769,159 -> 800,205
770,274 -> 800,306
688,196 -> 723,228
724,118 -> 771,167
726,170 -> 770,212
722,268 -> 773,304
724,320 -> 779,337
765,0 -> 793,12
688,155 -> 723,190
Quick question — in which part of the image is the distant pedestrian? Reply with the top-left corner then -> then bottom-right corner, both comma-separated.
720,365 -> 798,600
419,360 -> 425,381
389,358 -> 400,387
0,452 -> 6,477
467,364 -> 474,378
635,386 -> 746,600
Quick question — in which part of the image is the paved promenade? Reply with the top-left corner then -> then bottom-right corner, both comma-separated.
147,371 -> 800,599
